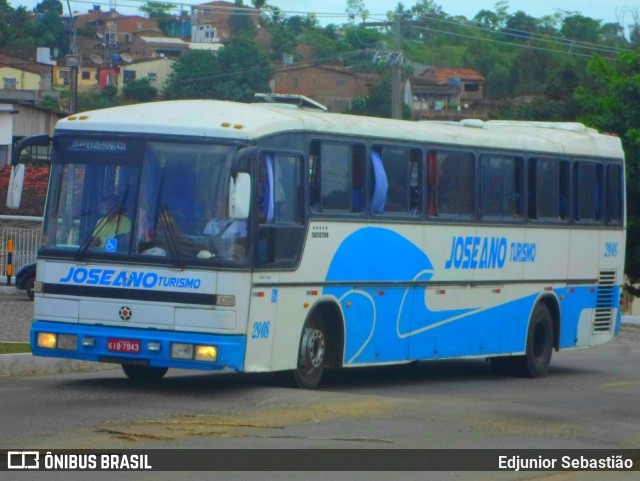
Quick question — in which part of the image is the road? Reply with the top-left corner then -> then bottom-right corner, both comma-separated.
0,314 -> 639,480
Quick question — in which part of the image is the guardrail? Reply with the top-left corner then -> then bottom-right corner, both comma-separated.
0,222 -> 42,284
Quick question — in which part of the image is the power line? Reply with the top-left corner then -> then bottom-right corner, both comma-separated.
412,13 -> 630,55
405,22 -> 617,60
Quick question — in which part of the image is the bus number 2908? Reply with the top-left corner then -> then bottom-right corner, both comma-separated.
252,321 -> 271,339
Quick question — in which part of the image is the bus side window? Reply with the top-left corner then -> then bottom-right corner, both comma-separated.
372,146 -> 422,215
574,161 -> 603,222
429,149 -> 474,217
607,164 -> 622,224
479,154 -> 523,220
309,141 -> 365,213
529,158 -> 569,221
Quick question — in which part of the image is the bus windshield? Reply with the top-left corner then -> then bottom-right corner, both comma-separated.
42,138 -> 248,265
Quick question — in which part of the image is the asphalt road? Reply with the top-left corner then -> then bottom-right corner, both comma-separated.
1,324 -> 639,480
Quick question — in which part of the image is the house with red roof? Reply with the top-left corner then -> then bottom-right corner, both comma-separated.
408,67 -> 487,119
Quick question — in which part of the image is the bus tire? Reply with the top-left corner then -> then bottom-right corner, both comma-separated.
518,303 -> 554,378
293,318 -> 326,389
490,303 -> 554,378
121,364 -> 168,382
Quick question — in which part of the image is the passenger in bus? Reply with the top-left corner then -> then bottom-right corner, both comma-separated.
91,193 -> 131,248
203,198 -> 248,260
203,199 -> 247,238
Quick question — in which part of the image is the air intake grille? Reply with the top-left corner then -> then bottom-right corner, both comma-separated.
594,271 -> 616,333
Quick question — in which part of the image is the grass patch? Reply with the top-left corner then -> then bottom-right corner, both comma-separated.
0,342 -> 31,354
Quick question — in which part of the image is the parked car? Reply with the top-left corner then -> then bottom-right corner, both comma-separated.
15,263 -> 36,301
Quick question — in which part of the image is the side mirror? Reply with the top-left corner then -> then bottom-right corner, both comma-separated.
229,172 -> 251,220
6,164 -> 25,209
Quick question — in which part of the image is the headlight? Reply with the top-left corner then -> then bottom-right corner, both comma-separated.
195,345 -> 218,362
37,332 -> 57,349
171,343 -> 194,360
57,334 -> 78,351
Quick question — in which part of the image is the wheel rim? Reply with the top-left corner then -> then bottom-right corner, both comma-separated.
303,328 -> 325,370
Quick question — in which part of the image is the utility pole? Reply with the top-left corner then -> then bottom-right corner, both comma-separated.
65,0 -> 80,114
368,15 -> 405,119
391,13 -> 402,119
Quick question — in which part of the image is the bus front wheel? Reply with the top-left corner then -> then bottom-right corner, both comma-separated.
293,319 -> 326,389
121,364 -> 168,382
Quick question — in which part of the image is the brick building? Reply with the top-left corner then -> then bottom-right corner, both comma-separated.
271,64 -> 376,113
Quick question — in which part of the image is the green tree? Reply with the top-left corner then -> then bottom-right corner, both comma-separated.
34,0 -> 62,15
123,78 -> 158,102
228,0 -> 256,37
77,85 -> 121,111
561,14 -> 601,42
34,6 -> 68,55
165,37 -> 271,102
139,2 -> 176,35
0,0 -> 14,46
214,36 -> 272,101
164,50 -> 220,99
351,71 -> 411,119
474,9 -> 500,29
576,52 -> 640,283
504,11 -> 539,41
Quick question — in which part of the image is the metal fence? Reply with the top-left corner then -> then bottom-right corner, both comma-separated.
0,225 -> 41,281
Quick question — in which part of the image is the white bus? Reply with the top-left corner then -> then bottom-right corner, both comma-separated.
8,99 -> 625,388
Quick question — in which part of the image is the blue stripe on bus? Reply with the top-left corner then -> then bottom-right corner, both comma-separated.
324,227 -> 614,365
30,321 -> 246,372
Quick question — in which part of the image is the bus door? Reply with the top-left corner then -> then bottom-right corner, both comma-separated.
246,151 -> 306,371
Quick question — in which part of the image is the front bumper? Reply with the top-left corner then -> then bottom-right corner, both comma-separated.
30,321 -> 246,371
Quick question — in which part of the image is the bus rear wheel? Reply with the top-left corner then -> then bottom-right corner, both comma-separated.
490,303 -> 553,378
293,319 -> 326,389
121,364 -> 168,382
519,303 -> 553,378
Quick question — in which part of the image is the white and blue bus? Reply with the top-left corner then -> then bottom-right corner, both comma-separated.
7,98 -> 626,388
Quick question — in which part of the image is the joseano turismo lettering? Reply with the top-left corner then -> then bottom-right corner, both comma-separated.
445,236 -> 537,270
59,267 -> 201,289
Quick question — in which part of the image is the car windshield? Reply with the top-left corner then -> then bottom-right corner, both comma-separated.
41,137 -> 248,265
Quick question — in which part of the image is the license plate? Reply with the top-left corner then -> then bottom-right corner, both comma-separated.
107,338 -> 141,353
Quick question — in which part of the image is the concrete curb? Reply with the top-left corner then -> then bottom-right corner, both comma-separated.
0,353 -> 118,378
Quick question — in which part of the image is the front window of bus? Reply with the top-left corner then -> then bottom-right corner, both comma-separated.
42,138 -> 245,265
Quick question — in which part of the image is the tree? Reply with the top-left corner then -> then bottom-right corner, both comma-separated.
139,1 -> 175,16
139,2 -> 176,36
576,52 -> 640,283
0,0 -> 14,46
504,11 -> 539,41
561,14 -> 602,42
228,0 -> 256,37
34,5 -> 68,55
123,78 -> 158,102
164,50 -> 220,99
34,0 -> 62,15
165,37 -> 271,102
474,9 -> 500,29
214,36 -> 272,101
346,0 -> 365,22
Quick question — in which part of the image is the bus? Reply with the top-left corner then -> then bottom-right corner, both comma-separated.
7,98 -> 626,388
